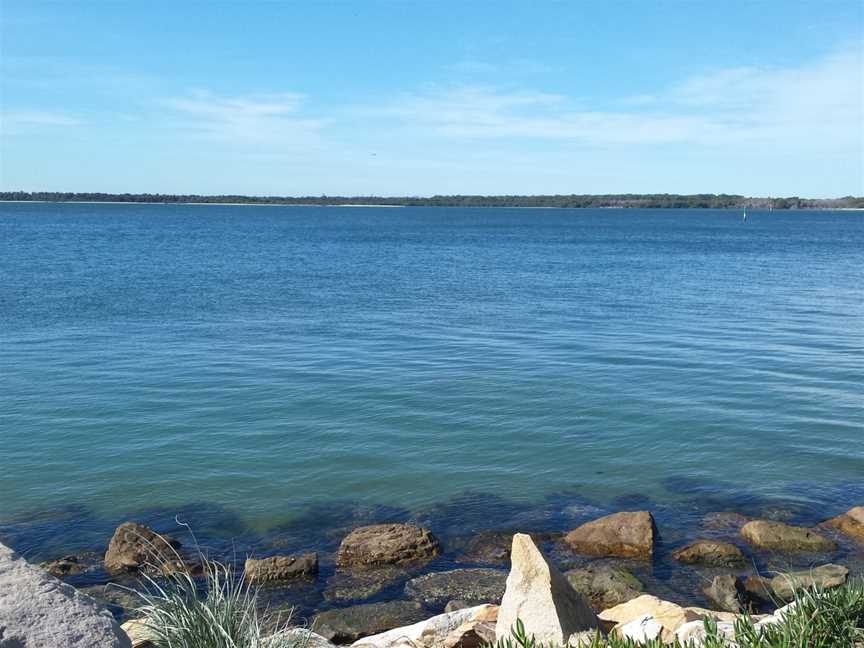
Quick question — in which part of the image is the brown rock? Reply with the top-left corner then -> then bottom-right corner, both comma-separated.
769,564 -> 849,601
742,575 -> 774,606
823,506 -> 864,544
244,553 -> 318,585
740,520 -> 836,553
104,522 -> 182,574
702,575 -> 746,613
671,540 -> 745,566
40,555 -> 85,578
597,595 -> 702,643
312,600 -> 427,643
565,512 -> 656,560
443,619 -> 497,648
336,523 -> 441,570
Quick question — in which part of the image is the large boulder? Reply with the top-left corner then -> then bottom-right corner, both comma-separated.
740,520 -> 836,553
312,601 -> 427,643
104,522 -> 182,573
564,564 -> 643,609
404,568 -> 506,609
597,595 -> 701,643
351,604 -> 496,648
0,542 -> 132,647
336,524 -> 441,570
671,540 -> 745,566
823,506 -> 864,544
769,564 -> 849,601
244,553 -> 318,585
494,533 -> 600,646
564,512 -> 655,560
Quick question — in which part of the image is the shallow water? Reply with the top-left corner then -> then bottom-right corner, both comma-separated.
1,203 -> 862,571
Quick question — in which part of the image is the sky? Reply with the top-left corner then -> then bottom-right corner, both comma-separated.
1,1 -> 863,197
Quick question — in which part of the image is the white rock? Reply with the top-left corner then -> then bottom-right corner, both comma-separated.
0,542 -> 132,648
616,614 -> 662,641
274,628 -> 338,648
599,594 -> 701,642
350,604 -> 495,648
675,620 -> 738,647
495,534 -> 599,646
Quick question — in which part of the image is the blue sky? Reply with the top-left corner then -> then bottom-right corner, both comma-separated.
2,1 -> 862,197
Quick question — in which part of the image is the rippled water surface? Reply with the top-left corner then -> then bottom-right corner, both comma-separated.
1,203 -> 862,551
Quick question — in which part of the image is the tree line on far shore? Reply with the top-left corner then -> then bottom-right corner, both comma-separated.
2,191 -> 862,209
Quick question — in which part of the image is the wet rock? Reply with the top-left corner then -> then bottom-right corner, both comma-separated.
244,552 -> 318,585
597,595 -> 701,643
703,575 -> 746,613
312,601 -> 427,643
0,541 -> 132,647
671,540 -> 745,566
351,604 -> 496,648
742,575 -> 774,607
495,533 -> 599,645
564,564 -> 643,609
823,506 -> 864,544
405,568 -> 506,609
740,520 -> 836,553
39,553 -> 97,578
702,512 -> 751,531
104,522 -> 182,574
324,568 -> 407,603
769,563 -> 849,601
455,532 -> 513,565
336,524 -> 441,570
79,585 -> 141,617
564,511 -> 655,560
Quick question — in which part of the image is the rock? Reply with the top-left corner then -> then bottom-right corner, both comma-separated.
703,575 -> 746,613
0,541 -> 132,647
445,600 -> 470,612
564,512 -> 655,560
702,512 -> 751,531
244,553 -> 318,585
336,524 -> 441,570
350,604 -> 496,648
740,520 -> 836,553
324,568 -> 407,603
104,522 -> 182,574
741,575 -> 774,606
272,628 -> 338,648
564,564 -> 643,609
121,619 -> 155,648
675,619 -> 737,645
455,532 -> 513,565
683,607 -> 747,624
769,564 -> 849,601
823,506 -> 864,544
615,614 -> 662,642
405,568 -> 506,609
441,608 -> 498,648
79,585 -> 141,617
597,595 -> 701,643
39,555 -> 85,578
671,540 -> 745,566
494,533 -> 599,645
313,601 -> 427,643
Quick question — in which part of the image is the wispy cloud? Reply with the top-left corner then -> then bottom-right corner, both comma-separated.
367,45 -> 863,152
1,110 -> 84,134
160,90 -> 327,146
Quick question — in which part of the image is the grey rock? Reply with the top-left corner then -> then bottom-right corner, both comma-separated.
564,564 -> 643,609
0,542 -> 131,648
769,564 -> 849,601
79,585 -> 141,617
405,568 -> 506,609
703,575 -> 746,613
312,601 -> 427,644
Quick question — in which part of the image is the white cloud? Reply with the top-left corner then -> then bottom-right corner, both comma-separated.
2,110 -> 83,129
160,90 -> 327,146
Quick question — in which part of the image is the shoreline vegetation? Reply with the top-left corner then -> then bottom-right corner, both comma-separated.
2,191 -> 863,210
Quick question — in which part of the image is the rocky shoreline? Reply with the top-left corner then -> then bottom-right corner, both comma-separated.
2,505 -> 862,646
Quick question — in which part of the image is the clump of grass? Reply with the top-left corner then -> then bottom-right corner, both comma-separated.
115,524 -> 309,648
487,580 -> 864,648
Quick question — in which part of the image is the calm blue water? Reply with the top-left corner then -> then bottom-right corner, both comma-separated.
1,203 -> 863,555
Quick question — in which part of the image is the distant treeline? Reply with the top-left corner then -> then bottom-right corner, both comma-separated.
2,191 -> 863,209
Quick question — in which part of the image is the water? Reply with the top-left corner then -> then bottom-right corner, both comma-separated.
1,203 -> 863,564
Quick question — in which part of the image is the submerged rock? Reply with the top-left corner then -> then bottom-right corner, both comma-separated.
39,552 -> 101,578
671,540 -> 745,566
740,520 -> 836,553
702,574 -> 746,613
454,532 -> 513,565
564,564 -> 643,609
404,568 -> 506,609
244,552 -> 318,585
823,506 -> 864,544
79,584 -> 141,617
312,600 -> 427,643
0,541 -> 131,647
336,524 -> 441,570
495,533 -> 599,645
564,511 -> 655,560
104,522 -> 182,574
769,563 -> 849,601
324,568 -> 407,603
702,512 -> 751,531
